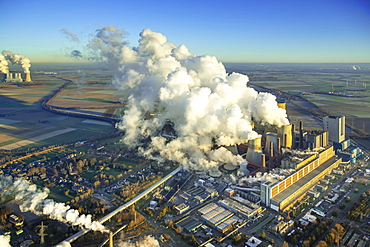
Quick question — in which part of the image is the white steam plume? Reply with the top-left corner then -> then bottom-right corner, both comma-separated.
2,50 -> 31,73
55,241 -> 72,247
238,168 -> 295,184
116,235 -> 160,247
0,54 -> 9,74
0,175 -> 106,232
0,235 -> 11,247
86,26 -> 289,170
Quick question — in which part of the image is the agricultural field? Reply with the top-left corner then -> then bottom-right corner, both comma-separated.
226,63 -> 370,135
0,63 -> 121,150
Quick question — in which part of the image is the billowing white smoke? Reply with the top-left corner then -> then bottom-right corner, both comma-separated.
0,235 -> 11,247
238,168 -> 295,184
281,148 -> 322,156
0,54 -> 9,74
55,241 -> 72,247
0,175 -> 106,232
2,50 -> 31,73
87,26 -> 289,170
116,235 -> 160,247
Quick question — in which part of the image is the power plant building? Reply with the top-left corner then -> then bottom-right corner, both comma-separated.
261,146 -> 342,212
323,116 -> 345,143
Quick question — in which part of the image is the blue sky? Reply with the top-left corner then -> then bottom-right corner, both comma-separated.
1,0 -> 369,63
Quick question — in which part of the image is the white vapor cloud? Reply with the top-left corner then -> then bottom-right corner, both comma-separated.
0,235 -> 11,247
85,26 -> 289,170
116,235 -> 160,247
0,175 -> 106,232
2,50 -> 31,73
0,54 -> 9,74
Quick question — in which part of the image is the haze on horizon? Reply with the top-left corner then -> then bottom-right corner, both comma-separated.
0,0 -> 369,64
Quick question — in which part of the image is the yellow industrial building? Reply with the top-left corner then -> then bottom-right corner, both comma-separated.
261,146 -> 342,212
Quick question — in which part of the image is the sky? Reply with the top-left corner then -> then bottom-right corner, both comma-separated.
0,0 -> 369,63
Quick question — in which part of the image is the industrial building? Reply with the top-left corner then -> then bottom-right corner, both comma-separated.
323,116 -> 345,143
260,146 -> 342,211
218,197 -> 263,219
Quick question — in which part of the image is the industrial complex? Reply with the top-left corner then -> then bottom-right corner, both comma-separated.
1,72 -> 32,83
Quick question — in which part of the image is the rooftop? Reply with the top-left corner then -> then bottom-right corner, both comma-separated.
271,156 -> 341,205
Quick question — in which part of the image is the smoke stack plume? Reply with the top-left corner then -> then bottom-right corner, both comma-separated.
0,54 -> 9,74
85,26 -> 290,170
0,175 -> 106,232
25,72 -> 32,82
2,50 -> 31,73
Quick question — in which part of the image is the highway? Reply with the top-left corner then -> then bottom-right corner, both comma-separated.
57,165 -> 182,245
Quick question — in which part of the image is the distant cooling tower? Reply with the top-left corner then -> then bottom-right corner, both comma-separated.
5,72 -> 23,83
277,124 -> 292,148
25,72 -> 31,82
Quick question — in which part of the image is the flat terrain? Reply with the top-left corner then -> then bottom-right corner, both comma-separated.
226,63 -> 370,136
0,64 -> 122,150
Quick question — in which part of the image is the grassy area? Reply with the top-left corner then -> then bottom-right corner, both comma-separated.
19,130 -> 106,149
117,160 -> 142,168
105,169 -> 124,178
32,180 -> 73,203
81,171 -> 96,180
48,187 -> 74,203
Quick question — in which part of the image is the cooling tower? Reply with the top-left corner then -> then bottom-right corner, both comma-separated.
246,150 -> 263,165
277,124 -> 292,148
277,102 -> 286,110
224,162 -> 238,171
238,161 -> 250,176
209,166 -> 222,178
25,72 -> 31,82
265,132 -> 278,155
246,137 -> 262,162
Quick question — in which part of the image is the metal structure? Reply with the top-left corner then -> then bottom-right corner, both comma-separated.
56,165 -> 182,246
35,221 -> 47,245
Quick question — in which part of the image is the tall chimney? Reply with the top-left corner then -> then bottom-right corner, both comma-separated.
269,142 -> 274,157
25,72 -> 31,82
109,232 -> 113,247
291,123 -> 296,149
277,137 -> 281,154
261,154 -> 266,172
299,121 -> 304,149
